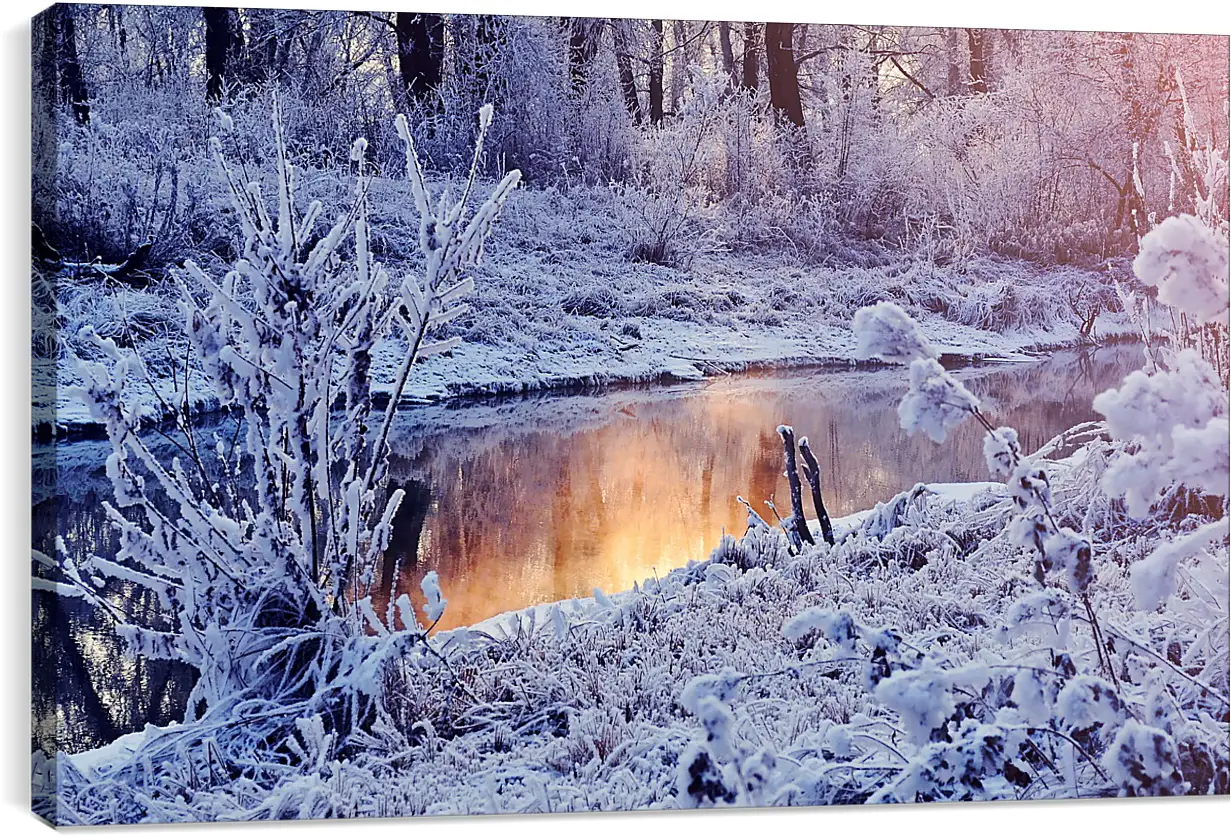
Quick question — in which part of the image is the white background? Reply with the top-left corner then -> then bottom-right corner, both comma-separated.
2,0 -> 1228,835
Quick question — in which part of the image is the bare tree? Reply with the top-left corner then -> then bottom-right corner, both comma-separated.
741,22 -> 759,91
203,7 -> 242,101
567,17 -> 599,90
47,4 -> 90,123
945,27 -> 962,96
613,20 -> 643,124
718,22 -> 739,90
967,28 -> 988,94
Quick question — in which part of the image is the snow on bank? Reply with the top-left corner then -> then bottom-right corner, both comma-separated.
56,452 -> 1225,822
33,180 -> 1137,436
60,481 -> 1002,784
36,256 -> 1133,437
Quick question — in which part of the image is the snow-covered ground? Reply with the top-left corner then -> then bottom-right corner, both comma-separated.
46,452 -> 1226,820
33,126 -> 1224,824
34,184 -> 1134,436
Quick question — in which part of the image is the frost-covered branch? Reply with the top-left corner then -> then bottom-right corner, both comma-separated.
42,100 -> 520,780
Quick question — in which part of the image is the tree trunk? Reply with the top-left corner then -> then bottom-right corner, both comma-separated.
765,23 -> 804,128
741,22 -> 759,91
567,18 -> 598,91
718,22 -> 739,90
613,20 -> 643,124
472,15 -> 501,105
945,27 -> 962,96
53,5 -> 90,124
242,8 -> 281,86
32,8 -> 60,231
395,12 -> 445,106
967,28 -> 988,94
203,7 -> 241,102
649,20 -> 665,125
670,20 -> 686,114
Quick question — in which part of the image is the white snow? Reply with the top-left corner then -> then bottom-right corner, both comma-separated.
1094,349 -> 1228,518
897,358 -> 981,443
421,571 -> 448,624
1133,214 -> 1230,325
852,300 -> 938,363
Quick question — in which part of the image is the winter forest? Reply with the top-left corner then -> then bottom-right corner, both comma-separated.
29,1 -> 1231,825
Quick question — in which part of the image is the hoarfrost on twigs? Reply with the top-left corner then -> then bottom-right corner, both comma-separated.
852,302 -> 938,364
1103,721 -> 1188,796
420,571 -> 447,624
1094,349 -> 1227,518
1043,527 -> 1094,594
1133,214 -> 1229,325
1130,519 -> 1229,610
874,666 -> 956,745
983,427 -> 1021,480
898,358 -> 980,443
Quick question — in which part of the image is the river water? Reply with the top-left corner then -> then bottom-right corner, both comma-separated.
32,343 -> 1144,754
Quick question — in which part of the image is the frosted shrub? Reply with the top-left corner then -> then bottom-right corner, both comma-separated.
1133,214 -> 1229,325
982,427 -> 1021,480
853,302 -> 981,444
852,301 -> 1123,681
1043,528 -> 1095,595
618,76 -> 728,268
1094,349 -> 1228,518
898,359 -> 981,444
1130,519 -> 1229,611
1103,722 -> 1188,796
677,670 -> 797,809
1056,675 -> 1125,737
873,666 -> 956,745
42,100 -> 520,812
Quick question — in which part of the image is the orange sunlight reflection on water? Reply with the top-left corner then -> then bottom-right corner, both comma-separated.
379,347 -> 1136,630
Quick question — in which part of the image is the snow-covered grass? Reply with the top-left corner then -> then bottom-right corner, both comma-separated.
42,434 -> 1227,820
40,230 -> 1228,820
34,176 -> 1134,436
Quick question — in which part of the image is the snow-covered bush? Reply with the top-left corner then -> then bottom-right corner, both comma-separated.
852,301 -> 937,364
39,101 -> 519,818
1094,349 -> 1228,518
1090,211 -> 1229,691
726,263 -> 1221,805
614,76 -> 728,268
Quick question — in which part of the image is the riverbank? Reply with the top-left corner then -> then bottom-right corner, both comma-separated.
33,242 -> 1136,439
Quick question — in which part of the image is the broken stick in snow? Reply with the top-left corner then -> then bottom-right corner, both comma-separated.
777,425 -> 816,547
799,436 -> 836,546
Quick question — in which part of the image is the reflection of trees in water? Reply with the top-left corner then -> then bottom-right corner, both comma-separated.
33,492 -> 196,755
35,344 -> 1143,748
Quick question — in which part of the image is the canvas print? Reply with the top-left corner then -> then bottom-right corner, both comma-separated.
30,2 -> 1231,825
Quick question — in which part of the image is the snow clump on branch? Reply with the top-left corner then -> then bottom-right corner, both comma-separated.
1133,214 -> 1229,325
852,301 -> 938,364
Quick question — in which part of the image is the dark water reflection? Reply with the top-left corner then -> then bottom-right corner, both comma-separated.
32,344 -> 1144,754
